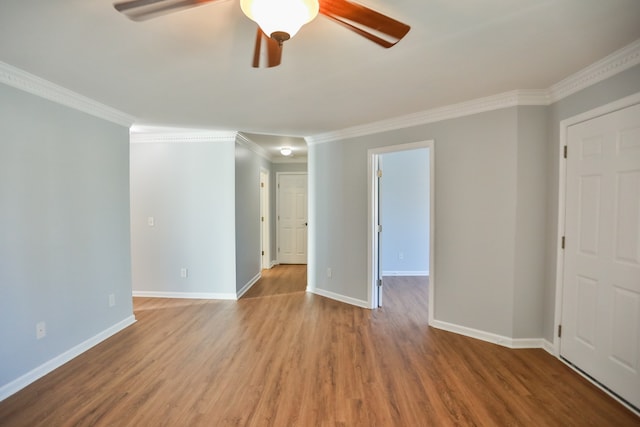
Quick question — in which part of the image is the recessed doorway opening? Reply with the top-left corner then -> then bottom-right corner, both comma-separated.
368,140 -> 435,323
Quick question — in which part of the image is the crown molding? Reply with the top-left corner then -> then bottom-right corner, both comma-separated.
306,89 -> 549,145
548,38 -> 640,103
0,61 -> 135,127
236,133 -> 273,162
306,38 -> 640,145
130,127 -> 237,144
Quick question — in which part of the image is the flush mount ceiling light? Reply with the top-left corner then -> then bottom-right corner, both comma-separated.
280,147 -> 293,156
114,0 -> 410,68
240,0 -> 319,46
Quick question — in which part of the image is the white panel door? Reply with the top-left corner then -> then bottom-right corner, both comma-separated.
278,173 -> 308,264
562,102 -> 640,409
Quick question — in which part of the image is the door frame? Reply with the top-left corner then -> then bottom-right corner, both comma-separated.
367,140 -> 435,321
553,91 -> 640,357
260,168 -> 270,269
276,172 -> 308,264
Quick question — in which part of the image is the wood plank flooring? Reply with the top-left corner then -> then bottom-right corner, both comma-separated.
0,267 -> 638,426
241,264 -> 307,299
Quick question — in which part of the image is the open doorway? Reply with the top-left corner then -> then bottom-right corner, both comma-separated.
368,141 -> 435,321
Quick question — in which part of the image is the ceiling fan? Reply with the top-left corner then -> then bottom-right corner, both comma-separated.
113,0 -> 410,68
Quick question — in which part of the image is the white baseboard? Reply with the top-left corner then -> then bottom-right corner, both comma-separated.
236,273 -> 261,298
308,287 -> 370,309
382,270 -> 429,277
132,291 -> 237,300
270,261 -> 279,268
542,339 -> 555,355
0,315 -> 136,402
429,319 -> 547,349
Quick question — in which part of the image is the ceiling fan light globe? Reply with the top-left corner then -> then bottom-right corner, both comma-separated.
240,0 -> 319,39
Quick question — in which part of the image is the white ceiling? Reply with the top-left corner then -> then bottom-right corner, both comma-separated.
1,0 -> 639,157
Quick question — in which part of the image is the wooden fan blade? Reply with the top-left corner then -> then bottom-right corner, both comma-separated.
252,28 -> 283,68
319,0 -> 410,48
114,0 -> 221,21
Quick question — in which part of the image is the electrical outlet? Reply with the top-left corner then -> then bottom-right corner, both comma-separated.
147,216 -> 155,227
109,294 -> 115,307
180,268 -> 188,278
327,267 -> 332,278
36,321 -> 46,339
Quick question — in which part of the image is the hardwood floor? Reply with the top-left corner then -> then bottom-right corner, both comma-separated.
0,268 -> 638,426
241,264 -> 307,299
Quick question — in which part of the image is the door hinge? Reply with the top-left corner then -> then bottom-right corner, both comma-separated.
561,236 -> 565,249
377,224 -> 382,233
261,182 -> 264,188
563,146 -> 567,159
377,169 -> 383,178
377,279 -> 383,288
261,216 -> 264,222
261,250 -> 264,256
558,324 -> 562,338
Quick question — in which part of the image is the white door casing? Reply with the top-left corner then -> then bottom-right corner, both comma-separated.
277,173 -> 308,264
560,101 -> 640,409
376,156 -> 383,307
260,169 -> 270,269
367,140 -> 435,315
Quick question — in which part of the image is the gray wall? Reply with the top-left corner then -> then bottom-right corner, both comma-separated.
513,106 -> 548,338
309,65 -> 640,341
309,107 -> 546,337
130,139 -> 236,297
380,149 -> 430,275
235,140 -> 271,291
0,83 -> 133,388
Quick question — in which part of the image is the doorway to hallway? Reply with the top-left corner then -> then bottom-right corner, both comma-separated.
241,264 -> 307,299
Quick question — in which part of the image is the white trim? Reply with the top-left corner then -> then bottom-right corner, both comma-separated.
260,168 -> 271,270
236,133 -> 272,161
129,126 -> 237,144
306,39 -> 640,145
0,315 -> 136,402
542,339 -> 555,356
553,91 -> 640,356
382,271 -> 429,277
269,260 -> 279,269
548,39 -> 640,103
0,61 -> 135,127
307,90 -> 548,145
308,287 -> 370,309
430,320 -> 547,349
132,291 -> 237,300
237,272 -> 261,298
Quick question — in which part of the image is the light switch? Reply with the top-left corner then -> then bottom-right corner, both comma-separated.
147,216 -> 155,227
